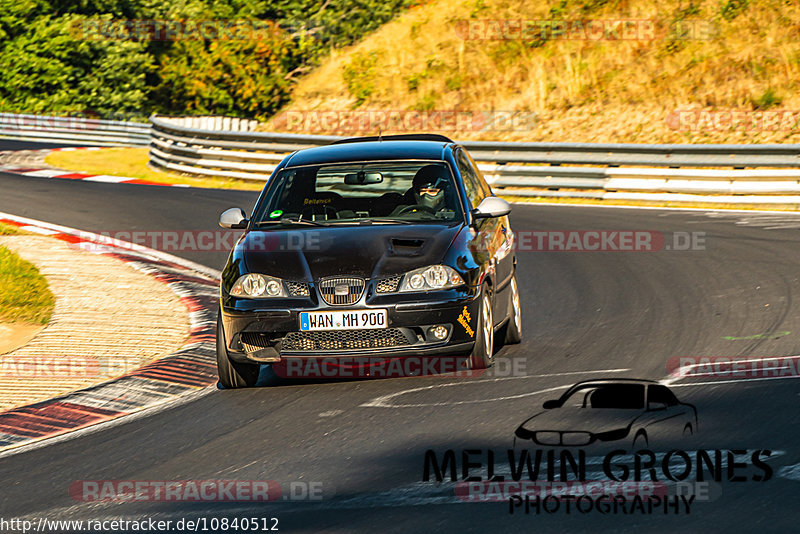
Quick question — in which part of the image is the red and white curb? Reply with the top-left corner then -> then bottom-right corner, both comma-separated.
0,212 -> 221,456
0,147 -> 189,187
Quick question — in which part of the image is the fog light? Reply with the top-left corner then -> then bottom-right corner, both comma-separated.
429,325 -> 448,340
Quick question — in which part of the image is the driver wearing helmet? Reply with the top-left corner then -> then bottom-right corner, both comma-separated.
393,164 -> 449,215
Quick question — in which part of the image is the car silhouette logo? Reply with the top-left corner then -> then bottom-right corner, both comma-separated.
513,378 -> 698,449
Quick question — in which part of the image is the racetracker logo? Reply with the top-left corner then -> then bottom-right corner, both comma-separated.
73,230 -> 320,253
68,480 -> 324,502
0,356 -> 100,378
510,231 -> 706,252
0,109 -> 150,127
456,480 -> 668,502
667,109 -> 800,132
271,110 -> 538,133
68,19 -> 285,41
667,355 -> 800,380
454,19 -> 719,41
0,112 -> 121,132
273,356 -> 527,379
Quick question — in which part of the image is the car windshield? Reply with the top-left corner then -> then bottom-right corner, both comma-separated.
562,384 -> 645,409
252,161 -> 463,226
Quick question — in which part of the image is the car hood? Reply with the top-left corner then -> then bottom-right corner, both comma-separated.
238,223 -> 463,280
517,407 -> 641,435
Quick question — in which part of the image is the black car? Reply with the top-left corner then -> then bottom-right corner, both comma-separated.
514,379 -> 698,448
216,134 -> 521,388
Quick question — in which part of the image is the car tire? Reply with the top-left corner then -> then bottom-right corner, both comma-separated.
216,311 -> 260,389
467,287 -> 494,370
504,272 -> 522,345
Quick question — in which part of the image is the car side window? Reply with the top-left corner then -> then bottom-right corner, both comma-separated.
456,149 -> 486,209
648,385 -> 679,406
464,149 -> 493,199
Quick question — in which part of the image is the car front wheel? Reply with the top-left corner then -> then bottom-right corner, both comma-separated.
216,311 -> 260,388
467,288 -> 494,369
504,272 -> 522,344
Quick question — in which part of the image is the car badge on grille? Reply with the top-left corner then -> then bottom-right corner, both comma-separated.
334,284 -> 349,296
319,276 -> 365,305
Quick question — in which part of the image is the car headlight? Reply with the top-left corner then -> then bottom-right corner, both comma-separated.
399,265 -> 464,292
230,274 -> 286,298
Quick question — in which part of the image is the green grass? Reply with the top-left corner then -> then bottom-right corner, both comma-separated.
45,148 -> 264,191
0,236 -> 55,324
0,222 -> 26,235
275,0 -> 800,145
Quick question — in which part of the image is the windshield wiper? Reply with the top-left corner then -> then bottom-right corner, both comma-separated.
352,218 -> 416,225
256,218 -> 329,227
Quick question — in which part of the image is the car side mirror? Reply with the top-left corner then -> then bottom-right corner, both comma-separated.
219,208 -> 248,229
647,401 -> 668,411
473,197 -> 511,219
542,400 -> 560,409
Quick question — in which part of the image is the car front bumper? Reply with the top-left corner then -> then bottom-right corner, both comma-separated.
220,287 -> 481,364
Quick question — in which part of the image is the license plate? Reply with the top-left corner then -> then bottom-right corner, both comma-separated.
299,309 -> 388,331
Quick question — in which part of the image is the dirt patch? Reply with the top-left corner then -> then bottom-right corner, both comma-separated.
0,323 -> 45,355
0,235 -> 190,411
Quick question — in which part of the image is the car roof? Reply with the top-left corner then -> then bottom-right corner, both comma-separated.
282,140 -> 453,168
564,378 -> 660,390
330,134 -> 455,144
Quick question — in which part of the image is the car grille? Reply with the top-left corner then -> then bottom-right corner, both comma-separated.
561,432 -> 592,446
535,431 -> 592,446
376,275 -> 402,293
318,277 -> 364,305
286,281 -> 310,297
534,432 -> 561,446
283,329 -> 410,351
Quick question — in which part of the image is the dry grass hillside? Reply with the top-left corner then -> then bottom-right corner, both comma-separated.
262,0 -> 800,143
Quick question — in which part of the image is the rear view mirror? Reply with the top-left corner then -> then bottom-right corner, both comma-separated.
219,207 -> 248,229
542,400 -> 560,409
647,401 -> 668,411
344,171 -> 383,185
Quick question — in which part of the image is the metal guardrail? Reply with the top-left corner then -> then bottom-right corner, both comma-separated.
149,116 -> 337,180
0,113 -> 151,146
461,141 -> 800,168
4,112 -> 800,203
148,116 -> 800,203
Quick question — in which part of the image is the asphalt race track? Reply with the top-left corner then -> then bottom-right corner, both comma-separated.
2,148 -> 800,531
0,140 -> 76,151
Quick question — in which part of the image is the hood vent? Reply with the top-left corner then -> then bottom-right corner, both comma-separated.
388,237 -> 426,256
